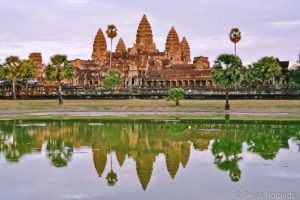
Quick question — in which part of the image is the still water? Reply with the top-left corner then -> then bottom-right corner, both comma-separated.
0,118 -> 299,200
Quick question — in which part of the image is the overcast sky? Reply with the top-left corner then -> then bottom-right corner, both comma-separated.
0,0 -> 299,65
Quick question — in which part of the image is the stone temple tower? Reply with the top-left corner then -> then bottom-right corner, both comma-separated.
165,27 -> 181,62
180,37 -> 191,64
134,14 -> 158,53
29,52 -> 45,82
116,38 -> 126,53
91,28 -> 107,61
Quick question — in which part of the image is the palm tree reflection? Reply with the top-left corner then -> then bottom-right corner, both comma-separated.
46,138 -> 73,168
0,119 -> 300,189
212,139 -> 242,182
106,146 -> 118,186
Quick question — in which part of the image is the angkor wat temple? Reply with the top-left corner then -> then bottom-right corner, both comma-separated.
31,14 -> 213,87
28,14 -> 293,89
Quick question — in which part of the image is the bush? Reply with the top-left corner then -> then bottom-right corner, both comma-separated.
167,88 -> 185,106
102,69 -> 122,90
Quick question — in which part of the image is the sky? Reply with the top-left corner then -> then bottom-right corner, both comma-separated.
0,0 -> 299,65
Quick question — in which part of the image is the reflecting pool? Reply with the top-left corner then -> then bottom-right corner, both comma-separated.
0,118 -> 300,200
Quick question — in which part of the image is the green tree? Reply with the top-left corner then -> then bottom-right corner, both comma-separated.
289,66 -> 300,87
45,55 -> 74,104
2,56 -> 21,100
0,63 -> 4,80
102,69 -> 123,90
212,54 -> 243,110
20,59 -> 37,93
229,28 -> 241,56
106,25 -> 118,69
245,64 -> 261,84
247,57 -> 281,85
167,88 -> 185,106
0,58 -> 37,96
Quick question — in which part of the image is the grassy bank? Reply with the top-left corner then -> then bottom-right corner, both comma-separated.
0,99 -> 299,120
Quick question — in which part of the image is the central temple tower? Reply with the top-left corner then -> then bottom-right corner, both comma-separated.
165,27 -> 181,62
134,14 -> 158,53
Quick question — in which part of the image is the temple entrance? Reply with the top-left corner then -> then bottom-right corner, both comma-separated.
166,81 -> 170,87
172,81 -> 176,87
189,80 -> 194,86
178,80 -> 182,87
184,80 -> 188,86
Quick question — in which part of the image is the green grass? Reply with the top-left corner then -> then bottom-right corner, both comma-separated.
0,99 -> 299,109
0,99 -> 299,120
1,113 -> 299,121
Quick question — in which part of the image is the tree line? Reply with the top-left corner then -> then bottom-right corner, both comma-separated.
0,25 -> 119,104
168,28 -> 299,109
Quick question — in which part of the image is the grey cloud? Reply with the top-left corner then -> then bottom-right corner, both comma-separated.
0,0 -> 299,64
269,20 -> 300,27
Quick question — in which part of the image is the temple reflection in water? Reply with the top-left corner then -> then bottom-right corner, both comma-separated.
0,119 -> 300,190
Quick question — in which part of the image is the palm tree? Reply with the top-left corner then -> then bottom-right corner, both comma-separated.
106,148 -> 118,186
229,28 -> 241,56
45,54 -> 74,104
106,25 -> 118,69
0,57 -> 37,98
212,54 -> 244,110
20,59 -> 37,94
2,56 -> 21,100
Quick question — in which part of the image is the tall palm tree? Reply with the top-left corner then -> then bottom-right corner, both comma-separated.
106,25 -> 118,69
106,147 -> 118,186
45,54 -> 74,104
20,59 -> 37,94
229,28 -> 241,56
1,57 -> 37,98
3,56 -> 21,100
212,54 -> 243,110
